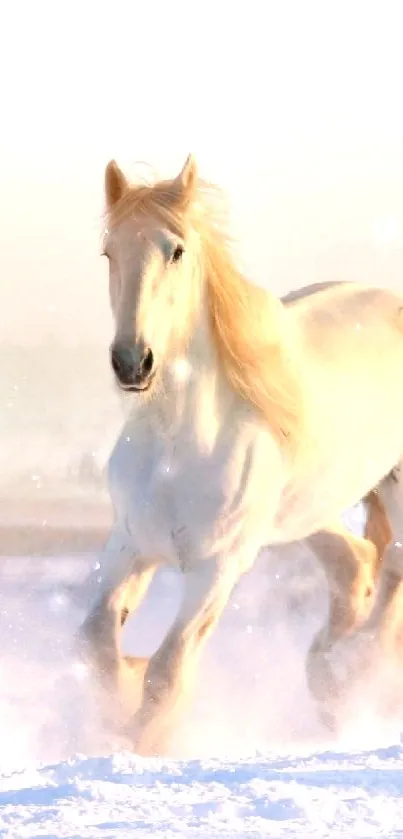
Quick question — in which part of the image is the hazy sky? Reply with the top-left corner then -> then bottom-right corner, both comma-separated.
2,0 -> 403,345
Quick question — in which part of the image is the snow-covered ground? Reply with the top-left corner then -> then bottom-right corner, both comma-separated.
3,745 -> 403,838
1,504 -> 403,838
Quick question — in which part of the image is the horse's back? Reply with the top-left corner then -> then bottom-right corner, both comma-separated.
283,279 -> 403,321
281,280 -> 347,307
284,281 -> 403,359
277,281 -> 403,534
285,280 -> 403,419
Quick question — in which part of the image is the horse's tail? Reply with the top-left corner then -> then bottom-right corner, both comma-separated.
364,487 -> 392,577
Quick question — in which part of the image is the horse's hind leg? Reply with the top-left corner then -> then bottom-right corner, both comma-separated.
321,471 -> 403,701
305,517 -> 379,712
365,487 -> 393,563
305,489 -> 390,721
355,468 -> 403,648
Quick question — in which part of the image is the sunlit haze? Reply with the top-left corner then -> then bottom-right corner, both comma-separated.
1,0 -> 403,498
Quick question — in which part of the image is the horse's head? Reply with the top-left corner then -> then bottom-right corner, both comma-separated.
103,155 -> 201,393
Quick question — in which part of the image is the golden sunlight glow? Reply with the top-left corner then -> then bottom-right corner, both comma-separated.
1,0 -> 403,346
170,358 -> 193,383
372,217 -> 400,247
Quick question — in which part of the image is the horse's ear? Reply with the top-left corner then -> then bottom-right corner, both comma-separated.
105,160 -> 128,208
173,154 -> 197,202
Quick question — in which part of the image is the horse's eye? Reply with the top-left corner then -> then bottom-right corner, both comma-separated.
172,244 -> 184,263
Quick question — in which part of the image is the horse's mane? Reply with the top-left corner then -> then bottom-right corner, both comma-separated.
105,165 -> 303,455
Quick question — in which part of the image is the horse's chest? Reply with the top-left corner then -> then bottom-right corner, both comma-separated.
108,431 -> 235,564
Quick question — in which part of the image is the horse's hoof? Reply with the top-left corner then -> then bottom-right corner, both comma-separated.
120,723 -> 159,757
121,708 -> 170,757
326,629 -> 380,693
317,705 -> 338,733
306,656 -> 342,706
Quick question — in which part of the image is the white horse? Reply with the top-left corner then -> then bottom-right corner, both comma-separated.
78,154 -> 403,754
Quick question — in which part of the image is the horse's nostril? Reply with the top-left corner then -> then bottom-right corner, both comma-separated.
111,349 -> 126,377
142,348 -> 154,376
111,351 -> 121,375
111,347 -> 134,383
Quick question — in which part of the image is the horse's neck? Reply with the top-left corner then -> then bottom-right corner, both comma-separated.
153,308 -> 238,448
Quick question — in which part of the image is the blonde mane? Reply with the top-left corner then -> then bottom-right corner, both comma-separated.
105,165 -> 304,455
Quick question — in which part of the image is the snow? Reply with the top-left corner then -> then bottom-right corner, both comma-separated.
2,746 -> 403,838
1,503 -> 403,838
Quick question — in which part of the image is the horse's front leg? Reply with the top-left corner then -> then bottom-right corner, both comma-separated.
76,524 -> 158,694
126,555 -> 243,756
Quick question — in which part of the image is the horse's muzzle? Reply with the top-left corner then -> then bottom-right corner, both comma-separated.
110,344 -> 155,392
